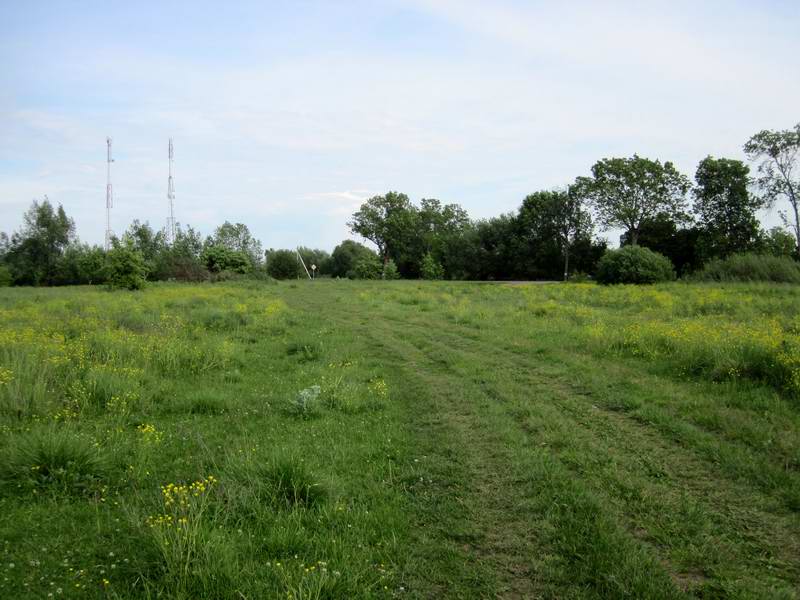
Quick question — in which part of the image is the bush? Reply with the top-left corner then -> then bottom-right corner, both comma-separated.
106,240 -> 148,290
384,259 -> 400,280
201,245 -> 250,274
266,249 -> 302,280
596,245 -> 675,285
420,252 -> 444,280
694,253 -> 800,283
330,240 -> 378,278
0,265 -> 11,287
353,254 -> 382,279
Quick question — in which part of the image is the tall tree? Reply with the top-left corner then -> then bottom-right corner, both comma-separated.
212,222 -> 263,266
693,156 -> 763,259
744,124 -> 800,255
349,192 -> 417,276
126,220 -> 166,278
5,198 -> 75,285
575,155 -> 690,245
518,189 -> 593,280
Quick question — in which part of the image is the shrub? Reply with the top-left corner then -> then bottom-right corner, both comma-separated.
266,249 -> 302,280
0,264 -> 12,287
106,240 -> 148,290
694,253 -> 800,283
596,246 -> 676,285
384,259 -> 400,280
201,245 -> 251,274
420,252 -> 445,280
353,254 -> 382,279
287,385 -> 321,419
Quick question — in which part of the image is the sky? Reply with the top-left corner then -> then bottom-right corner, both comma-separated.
1,0 -> 799,251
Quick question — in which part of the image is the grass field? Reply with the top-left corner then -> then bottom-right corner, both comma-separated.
0,280 -> 799,599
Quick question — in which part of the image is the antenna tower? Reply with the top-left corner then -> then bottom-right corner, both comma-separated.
105,137 -> 114,251
166,138 -> 176,244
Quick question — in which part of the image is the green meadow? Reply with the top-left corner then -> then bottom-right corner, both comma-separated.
0,280 -> 799,599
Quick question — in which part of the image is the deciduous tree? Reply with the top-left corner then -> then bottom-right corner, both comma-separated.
575,155 -> 690,245
744,124 -> 800,255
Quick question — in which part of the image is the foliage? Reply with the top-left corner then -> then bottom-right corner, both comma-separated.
0,265 -> 11,287
619,214 -> 702,277
518,189 -> 594,281
744,124 -> 800,254
287,385 -> 322,419
349,191 -> 417,271
106,238 -> 148,290
329,240 -> 378,278
383,259 -> 400,280
420,252 -> 444,280
596,245 -> 676,284
265,249 -> 302,280
575,155 -> 690,245
761,227 -> 797,258
0,427 -> 109,497
694,156 -> 764,259
297,247 -> 331,276
353,253 -> 382,279
211,221 -> 263,267
201,245 -> 250,274
693,253 -> 800,284
3,198 -> 75,285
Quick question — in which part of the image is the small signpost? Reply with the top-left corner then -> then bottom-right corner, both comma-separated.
311,264 -> 317,280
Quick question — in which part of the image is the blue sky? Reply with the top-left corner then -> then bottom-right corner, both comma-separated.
1,0 -> 798,250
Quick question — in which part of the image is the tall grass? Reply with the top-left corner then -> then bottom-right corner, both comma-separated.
694,253 -> 800,283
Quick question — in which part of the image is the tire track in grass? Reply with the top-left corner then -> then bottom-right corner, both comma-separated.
330,306 -> 684,599
356,303 -> 800,596
378,306 -> 800,511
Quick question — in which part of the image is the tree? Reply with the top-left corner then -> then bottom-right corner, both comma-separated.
620,214 -> 702,277
297,247 -> 331,276
417,199 -> 470,271
105,238 -> 147,290
762,227 -> 796,258
576,155 -> 690,245
54,243 -> 106,285
161,225 -> 206,281
126,220 -> 166,279
349,192 -> 417,276
353,253 -> 382,279
212,222 -> 263,267
744,124 -> 800,255
420,252 -> 444,280
201,245 -> 250,274
265,249 -> 302,280
329,240 -> 377,278
5,198 -> 75,285
693,156 -> 763,259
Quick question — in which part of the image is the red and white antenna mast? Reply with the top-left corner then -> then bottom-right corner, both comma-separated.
105,137 -> 114,251
166,138 -> 176,244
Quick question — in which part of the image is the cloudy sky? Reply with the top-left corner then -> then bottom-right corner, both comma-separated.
1,0 -> 798,250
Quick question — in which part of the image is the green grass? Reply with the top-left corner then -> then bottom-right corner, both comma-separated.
0,280 -> 798,598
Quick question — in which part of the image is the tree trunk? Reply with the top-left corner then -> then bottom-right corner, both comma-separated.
563,247 -> 570,282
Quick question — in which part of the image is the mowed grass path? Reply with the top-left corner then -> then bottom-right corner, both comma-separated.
0,280 -> 799,598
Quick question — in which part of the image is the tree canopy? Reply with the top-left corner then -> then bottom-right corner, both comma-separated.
575,155 -> 690,245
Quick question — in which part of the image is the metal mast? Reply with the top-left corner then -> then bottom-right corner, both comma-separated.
166,138 -> 176,244
105,137 -> 114,251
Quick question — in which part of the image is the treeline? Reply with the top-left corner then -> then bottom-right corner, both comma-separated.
1,123 -> 798,287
